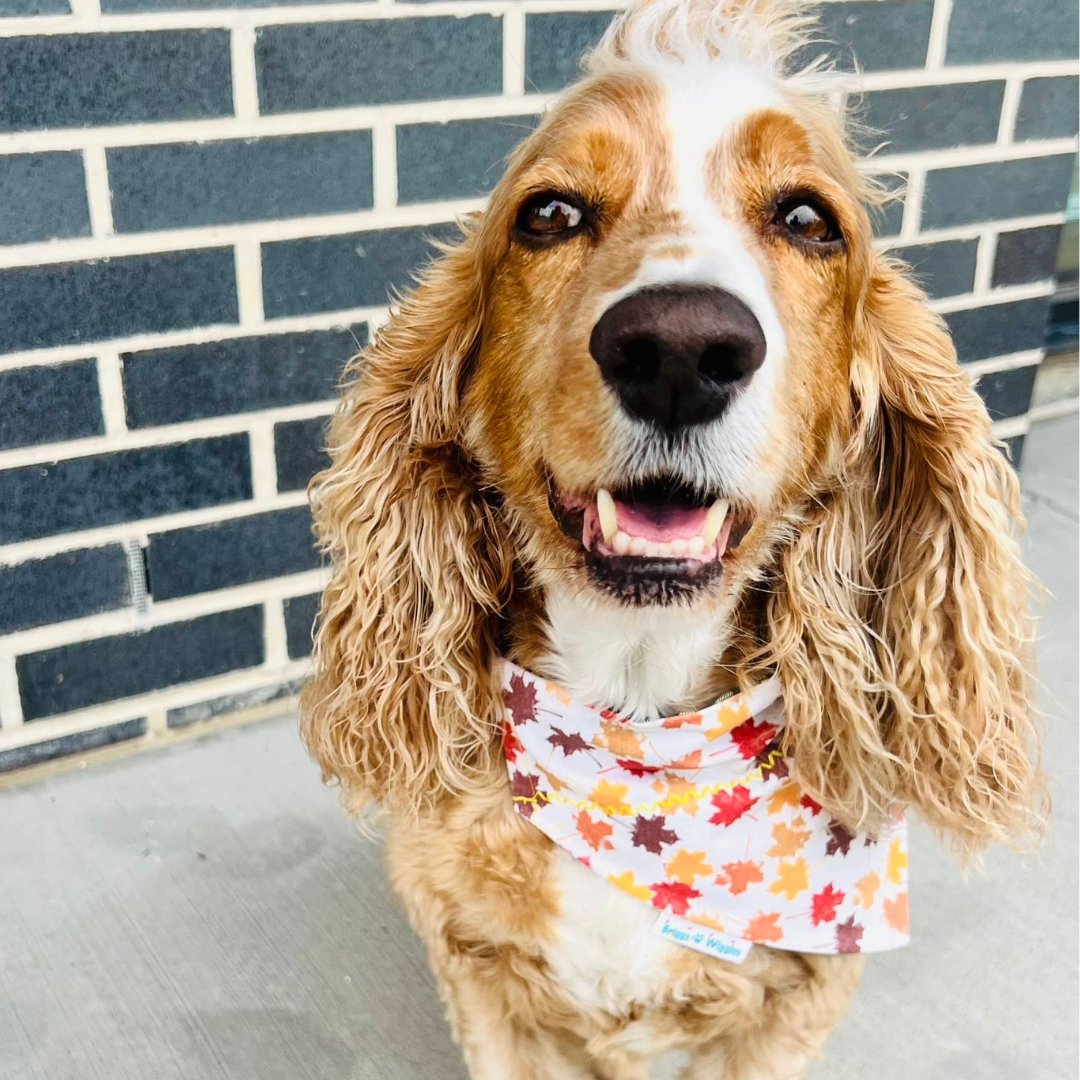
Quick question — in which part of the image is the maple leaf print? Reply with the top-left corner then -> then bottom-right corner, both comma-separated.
576,810 -> 613,851
887,839 -> 908,884
544,681 -> 572,706
883,892 -> 910,934
811,884 -> 846,926
709,785 -> 757,826
589,779 -> 630,815
547,726 -> 591,756
665,849 -> 714,885
653,776 -> 702,816
745,912 -> 784,944
767,783 -> 802,815
757,751 -> 789,781
730,718 -> 779,760
667,749 -> 703,771
504,672 -> 539,724
632,814 -> 679,854
649,880 -> 702,915
502,720 -> 522,764
616,758 -> 665,777
597,723 -> 647,761
835,916 -> 864,953
663,711 -> 703,729
535,764 -> 568,793
768,820 -> 811,859
799,794 -> 823,815
510,770 -> 543,817
825,820 -> 855,857
718,860 -> 764,895
769,858 -> 810,901
608,870 -> 652,901
854,873 -> 880,910
709,699 -> 751,740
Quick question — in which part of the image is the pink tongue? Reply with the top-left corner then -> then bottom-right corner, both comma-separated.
613,499 -> 709,542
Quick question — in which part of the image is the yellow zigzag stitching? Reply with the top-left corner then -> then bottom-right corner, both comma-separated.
512,749 -> 785,816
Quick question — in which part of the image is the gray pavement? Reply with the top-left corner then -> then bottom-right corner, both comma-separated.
1,415 -> 1077,1080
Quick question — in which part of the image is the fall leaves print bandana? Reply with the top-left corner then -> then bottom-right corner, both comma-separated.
502,662 -> 910,955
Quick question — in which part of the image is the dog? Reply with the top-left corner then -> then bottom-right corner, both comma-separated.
300,1 -> 1045,1075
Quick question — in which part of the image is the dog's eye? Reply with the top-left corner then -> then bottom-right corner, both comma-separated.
515,193 -> 587,242
773,197 -> 842,248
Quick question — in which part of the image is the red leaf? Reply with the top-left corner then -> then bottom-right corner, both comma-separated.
825,820 -> 854,856
799,794 -> 823,816
811,883 -> 846,926
505,672 -> 539,724
502,720 -> 522,764
631,814 -> 679,854
617,758 -> 665,777
730,718 -> 778,761
649,879 -> 701,915
835,915 -> 864,953
709,785 -> 757,826
548,726 -> 591,756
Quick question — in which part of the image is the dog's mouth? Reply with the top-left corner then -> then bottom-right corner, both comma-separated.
549,476 -> 753,604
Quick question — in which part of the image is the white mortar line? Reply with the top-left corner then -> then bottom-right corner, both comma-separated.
965,349 -> 1046,378
972,229 -> 998,293
991,414 -> 1030,439
248,421 -> 278,501
1028,396 -> 1080,423
847,59 -> 1079,93
929,280 -> 1055,314
0,400 -> 335,471
0,492 -> 310,567
864,135 -> 1077,173
0,306 -> 385,372
234,238 -> 265,326
0,568 -> 329,657
0,197 -> 483,270
263,598 -> 290,667
145,707 -> 168,737
95,351 -> 129,436
371,120 -> 399,213
230,22 -> 261,120
65,0 -> 99,18
82,146 -> 114,237
897,168 -> 925,239
925,0 -> 953,70
0,654 -> 25,729
996,76 -> 1025,146
503,3 -> 528,98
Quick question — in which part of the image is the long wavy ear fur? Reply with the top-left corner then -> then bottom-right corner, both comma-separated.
300,229 -> 513,817
761,260 -> 1046,858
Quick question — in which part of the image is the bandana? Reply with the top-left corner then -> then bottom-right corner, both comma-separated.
502,662 -> 910,955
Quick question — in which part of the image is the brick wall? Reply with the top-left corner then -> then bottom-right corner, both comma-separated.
1,0 -> 1077,775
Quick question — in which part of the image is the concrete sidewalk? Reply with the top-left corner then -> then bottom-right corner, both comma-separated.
1,416 -> 1076,1080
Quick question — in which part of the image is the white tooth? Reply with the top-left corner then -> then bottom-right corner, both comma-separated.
629,537 -> 647,557
613,530 -> 631,555
671,539 -> 688,558
596,488 -> 617,544
687,535 -> 706,556
644,541 -> 661,558
653,542 -> 672,558
701,499 -> 730,545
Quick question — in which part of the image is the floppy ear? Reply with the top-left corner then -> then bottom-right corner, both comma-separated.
300,228 -> 513,816
767,260 -> 1045,857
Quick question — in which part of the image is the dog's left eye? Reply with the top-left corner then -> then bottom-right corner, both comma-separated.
515,193 -> 587,242
773,197 -> 843,248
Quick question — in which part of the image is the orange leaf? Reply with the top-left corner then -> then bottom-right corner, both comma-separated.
663,711 -> 702,728
608,870 -> 652,902
589,779 -> 631,815
767,782 -> 802,815
718,860 -> 764,895
767,821 -> 811,858
597,724 -> 646,761
745,911 -> 784,944
887,839 -> 908,885
854,872 -> 880,910
665,849 -> 714,885
769,858 -> 810,901
576,810 -> 613,851
883,892 -> 909,934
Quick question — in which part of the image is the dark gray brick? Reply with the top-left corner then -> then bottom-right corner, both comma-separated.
1002,433 -> 1024,467
105,0 -> 351,11
945,297 -> 1053,363
146,507 -> 318,601
976,363 -> 1038,421
0,32 -> 231,132
122,328 -> 360,428
0,435 -> 251,544
0,360 -> 103,451
256,16 -> 501,114
947,0 -> 1079,63
921,155 -> 1074,230
0,248 -> 237,354
167,679 -> 304,730
275,415 -> 330,492
397,115 -> 539,204
0,0 -> 68,13
0,546 -> 130,635
862,82 -> 1004,154
109,132 -> 373,233
1015,77 -> 1080,142
262,222 -> 457,318
993,225 -> 1064,287
17,606 -> 263,720
868,172 -> 906,238
0,719 -> 145,774
891,238 -> 979,299
525,11 -> 616,91
796,1 -> 933,73
284,592 -> 320,658
0,153 -> 89,245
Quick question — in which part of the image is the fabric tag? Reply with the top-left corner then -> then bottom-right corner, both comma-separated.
653,911 -> 753,965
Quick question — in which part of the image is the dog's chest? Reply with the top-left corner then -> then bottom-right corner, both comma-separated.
542,851 -> 679,1015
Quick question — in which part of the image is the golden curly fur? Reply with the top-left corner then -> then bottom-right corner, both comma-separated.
301,0 -> 1045,1074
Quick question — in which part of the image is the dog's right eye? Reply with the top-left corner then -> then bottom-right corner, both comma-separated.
515,193 -> 588,243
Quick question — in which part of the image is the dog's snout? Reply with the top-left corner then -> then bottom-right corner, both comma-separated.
589,285 -> 767,429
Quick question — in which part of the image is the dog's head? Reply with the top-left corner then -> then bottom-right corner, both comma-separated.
302,0 -> 1044,854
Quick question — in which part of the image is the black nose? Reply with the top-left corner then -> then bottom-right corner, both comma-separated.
589,285 -> 767,429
